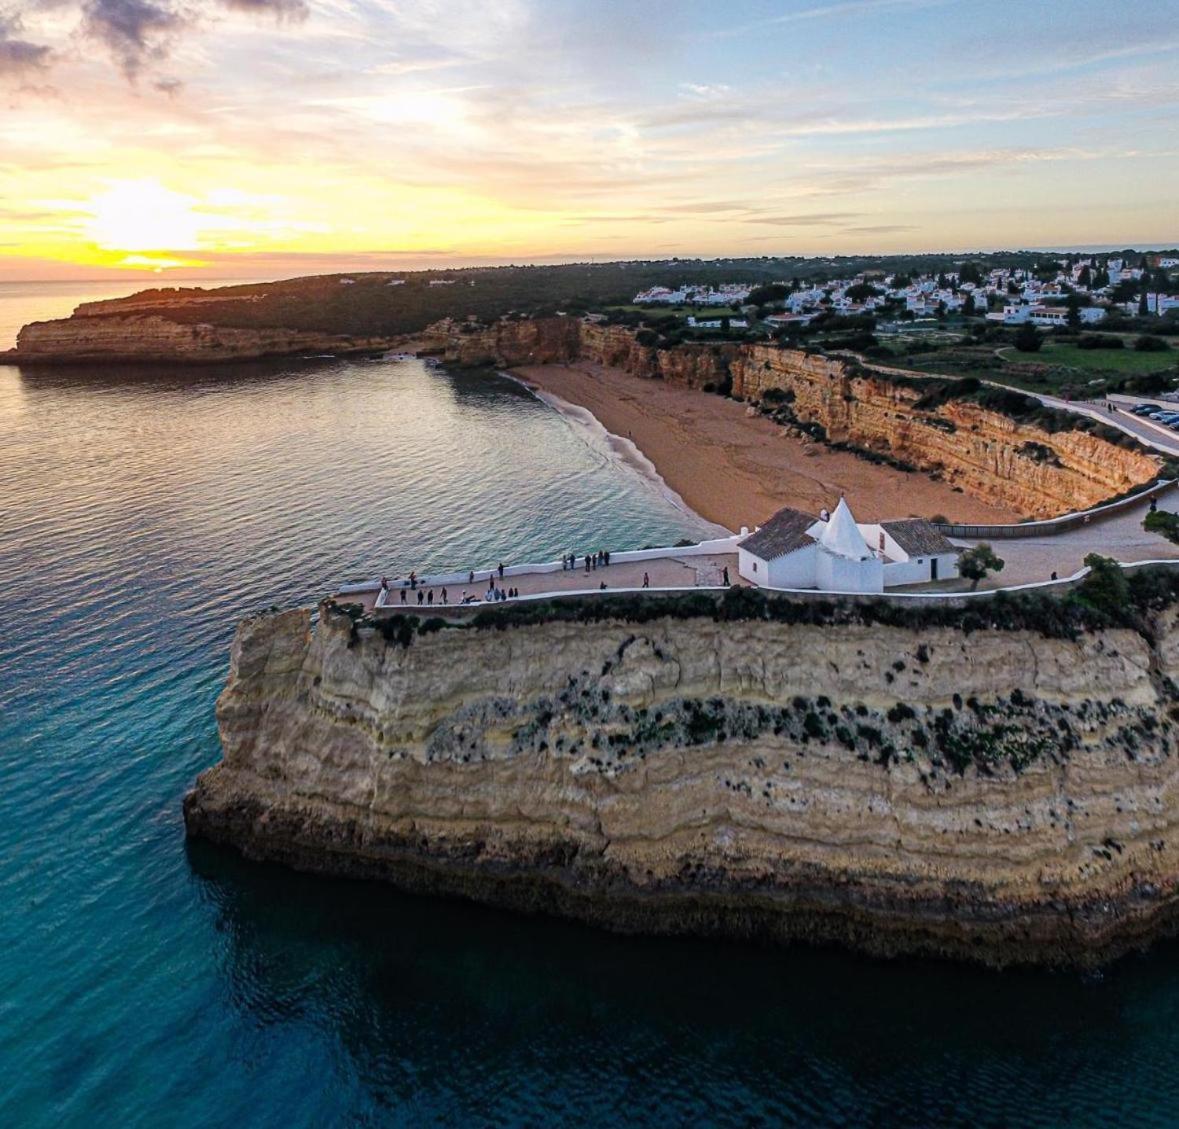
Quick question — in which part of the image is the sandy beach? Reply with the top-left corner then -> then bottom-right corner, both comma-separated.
513,361 -> 1023,532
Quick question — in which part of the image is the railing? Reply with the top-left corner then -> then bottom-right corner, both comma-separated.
933,480 -> 1174,539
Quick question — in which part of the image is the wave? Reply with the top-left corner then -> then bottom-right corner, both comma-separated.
500,371 -> 731,537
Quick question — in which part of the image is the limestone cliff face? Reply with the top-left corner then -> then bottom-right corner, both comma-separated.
426,318 -> 1160,518
430,316 -> 582,367
578,323 -> 734,389
728,346 -> 1159,517
11,314 -> 397,364
184,601 -> 1179,967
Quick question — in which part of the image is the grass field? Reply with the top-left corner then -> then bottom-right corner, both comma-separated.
998,341 -> 1177,374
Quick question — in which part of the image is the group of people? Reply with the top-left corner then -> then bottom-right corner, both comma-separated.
381,577 -> 452,607
562,549 -> 612,573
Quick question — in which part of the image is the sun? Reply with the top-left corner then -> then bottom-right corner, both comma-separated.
86,180 -> 204,254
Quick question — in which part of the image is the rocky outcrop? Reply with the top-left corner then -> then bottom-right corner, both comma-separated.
184,599 -> 1179,968
728,346 -> 1159,517
578,323 -> 735,388
428,316 -> 582,367
9,314 -> 397,365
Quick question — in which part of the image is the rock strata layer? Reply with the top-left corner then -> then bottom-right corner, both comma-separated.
184,600 -> 1179,967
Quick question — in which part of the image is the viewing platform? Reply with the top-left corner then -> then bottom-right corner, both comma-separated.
334,484 -> 1179,616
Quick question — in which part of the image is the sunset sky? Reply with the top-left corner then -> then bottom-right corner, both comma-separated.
1,0 -> 1177,280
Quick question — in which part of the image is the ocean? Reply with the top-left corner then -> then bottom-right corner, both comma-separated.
2,280 -> 1179,1127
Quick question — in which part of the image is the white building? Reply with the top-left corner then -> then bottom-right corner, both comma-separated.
736,498 -> 959,594
1145,293 -> 1179,316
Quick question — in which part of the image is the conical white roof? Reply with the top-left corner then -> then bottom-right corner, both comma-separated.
819,497 -> 872,560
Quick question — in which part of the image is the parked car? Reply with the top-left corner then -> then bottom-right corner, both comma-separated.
1133,404 -> 1162,415
1149,411 -> 1179,421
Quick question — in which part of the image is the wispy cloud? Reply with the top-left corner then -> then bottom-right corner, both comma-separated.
0,12 -> 52,75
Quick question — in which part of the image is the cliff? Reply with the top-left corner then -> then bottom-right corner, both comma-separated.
728,346 -> 1158,518
8,314 -> 398,365
426,317 -> 1160,519
184,596 -> 1179,968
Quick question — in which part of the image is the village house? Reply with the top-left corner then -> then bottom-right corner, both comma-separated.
736,498 -> 959,594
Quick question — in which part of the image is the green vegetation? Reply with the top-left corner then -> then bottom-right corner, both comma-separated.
1145,509 -> 1179,545
959,544 -> 1005,590
1013,323 -> 1044,353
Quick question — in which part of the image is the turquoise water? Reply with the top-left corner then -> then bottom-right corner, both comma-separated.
2,286 -> 1179,1126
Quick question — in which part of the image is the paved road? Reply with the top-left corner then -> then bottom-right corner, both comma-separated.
960,485 -> 1179,587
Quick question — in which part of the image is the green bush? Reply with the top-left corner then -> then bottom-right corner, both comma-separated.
1135,335 -> 1171,352
1078,333 -> 1125,350
1145,509 -> 1179,545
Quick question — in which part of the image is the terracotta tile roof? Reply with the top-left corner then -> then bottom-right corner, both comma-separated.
881,519 -> 957,557
738,507 -> 816,561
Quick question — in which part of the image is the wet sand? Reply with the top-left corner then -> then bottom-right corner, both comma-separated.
513,361 -> 1023,532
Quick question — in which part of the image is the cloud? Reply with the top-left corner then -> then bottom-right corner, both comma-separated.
81,0 -> 185,79
29,0 -> 310,83
219,0 -> 308,21
750,212 -> 860,227
0,13 -> 52,76
844,224 -> 918,234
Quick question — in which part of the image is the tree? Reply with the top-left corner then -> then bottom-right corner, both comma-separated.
959,544 -> 1005,590
1140,288 -> 1150,316
1078,265 -> 1092,288
1066,290 -> 1082,329
1079,554 -> 1130,618
959,261 -> 982,285
747,283 -> 789,306
845,281 -> 880,302
1013,322 -> 1043,352
963,293 -> 976,316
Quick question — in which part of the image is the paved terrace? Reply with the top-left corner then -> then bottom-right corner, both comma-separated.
339,547 -> 745,616
336,494 -> 1179,614
962,485 -> 1179,589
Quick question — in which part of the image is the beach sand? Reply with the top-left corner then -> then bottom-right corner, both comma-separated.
513,361 -> 1023,532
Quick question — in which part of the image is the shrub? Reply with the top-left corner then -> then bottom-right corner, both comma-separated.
1145,509 -> 1179,545
1135,335 -> 1171,352
1076,554 -> 1131,620
1013,323 -> 1043,353
1078,333 -> 1125,350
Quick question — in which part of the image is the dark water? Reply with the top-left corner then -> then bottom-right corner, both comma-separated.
2,293 -> 1179,1126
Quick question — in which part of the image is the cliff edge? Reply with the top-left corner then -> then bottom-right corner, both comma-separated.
185,591 -> 1179,967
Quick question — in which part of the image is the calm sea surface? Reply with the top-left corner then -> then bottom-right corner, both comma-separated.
2,281 -> 1179,1127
